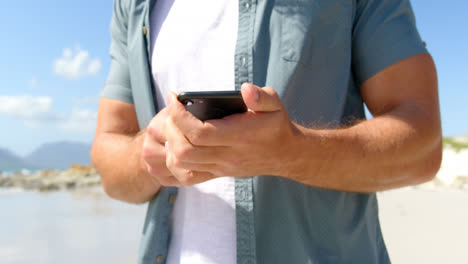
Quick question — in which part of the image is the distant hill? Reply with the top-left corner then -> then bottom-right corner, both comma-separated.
25,141 -> 92,169
0,148 -> 33,170
1,136 -> 466,172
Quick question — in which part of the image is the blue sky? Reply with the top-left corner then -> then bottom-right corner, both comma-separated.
0,0 -> 467,156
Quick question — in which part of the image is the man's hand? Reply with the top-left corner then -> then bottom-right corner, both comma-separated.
163,83 -> 300,185
141,107 -> 181,186
163,54 -> 442,192
92,99 -> 163,204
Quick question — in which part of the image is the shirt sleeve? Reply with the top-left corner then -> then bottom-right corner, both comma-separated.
352,0 -> 427,85
101,0 -> 134,104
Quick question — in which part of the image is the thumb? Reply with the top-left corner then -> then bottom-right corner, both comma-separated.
241,83 -> 283,112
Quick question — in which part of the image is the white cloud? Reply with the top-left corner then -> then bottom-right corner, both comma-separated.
0,95 -> 96,133
0,96 -> 54,120
59,109 -> 97,133
64,48 -> 73,57
54,47 -> 102,80
72,96 -> 99,105
87,59 -> 102,75
28,78 -> 39,89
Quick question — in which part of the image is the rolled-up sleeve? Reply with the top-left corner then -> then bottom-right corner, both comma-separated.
352,0 -> 427,85
101,0 -> 134,104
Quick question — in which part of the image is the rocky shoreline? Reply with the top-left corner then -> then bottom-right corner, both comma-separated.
0,165 -> 100,192
1,147 -> 467,192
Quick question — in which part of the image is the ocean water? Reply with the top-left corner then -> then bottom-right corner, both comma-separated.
0,168 -> 40,176
0,189 -> 146,264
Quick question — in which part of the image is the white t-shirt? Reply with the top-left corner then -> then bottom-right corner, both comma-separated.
149,1 -> 238,264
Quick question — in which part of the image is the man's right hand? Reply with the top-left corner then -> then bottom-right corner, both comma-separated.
92,98 -> 166,204
142,107 -> 181,187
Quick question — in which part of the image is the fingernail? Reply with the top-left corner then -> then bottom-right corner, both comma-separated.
165,141 -> 169,153
251,85 -> 259,102
242,83 -> 259,102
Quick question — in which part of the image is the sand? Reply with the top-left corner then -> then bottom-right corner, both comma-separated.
0,189 -> 146,264
437,149 -> 468,185
379,188 -> 468,264
1,187 -> 468,263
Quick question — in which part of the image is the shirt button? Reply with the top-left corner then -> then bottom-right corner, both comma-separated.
169,194 -> 176,204
156,255 -> 164,263
244,2 -> 250,9
240,56 -> 247,67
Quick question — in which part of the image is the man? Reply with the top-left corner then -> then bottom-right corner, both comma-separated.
92,0 -> 442,263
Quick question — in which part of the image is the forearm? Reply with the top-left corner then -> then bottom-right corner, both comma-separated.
91,131 -> 161,204
285,104 -> 442,192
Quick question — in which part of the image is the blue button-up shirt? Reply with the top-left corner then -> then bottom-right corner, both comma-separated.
102,0 -> 427,263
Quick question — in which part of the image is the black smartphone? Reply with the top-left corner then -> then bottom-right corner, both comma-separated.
177,91 -> 247,121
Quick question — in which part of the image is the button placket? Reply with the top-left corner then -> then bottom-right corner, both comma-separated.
234,1 -> 257,263
168,194 -> 176,204
240,56 -> 247,67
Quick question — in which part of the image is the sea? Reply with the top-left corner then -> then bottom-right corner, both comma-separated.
0,168 -> 41,176
0,187 -> 147,264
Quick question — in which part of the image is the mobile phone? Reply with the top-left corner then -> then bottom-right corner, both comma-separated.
177,91 -> 247,121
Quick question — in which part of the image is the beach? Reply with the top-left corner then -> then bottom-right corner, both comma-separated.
0,189 -> 146,264
1,145 -> 467,264
379,188 -> 468,264
1,186 -> 468,263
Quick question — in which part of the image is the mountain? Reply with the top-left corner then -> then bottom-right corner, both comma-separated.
0,148 -> 32,170
25,141 -> 92,170
0,141 -> 92,171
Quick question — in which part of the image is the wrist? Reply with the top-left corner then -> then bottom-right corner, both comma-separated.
276,122 -> 309,179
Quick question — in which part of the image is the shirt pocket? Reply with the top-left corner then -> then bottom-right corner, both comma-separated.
275,0 -> 353,64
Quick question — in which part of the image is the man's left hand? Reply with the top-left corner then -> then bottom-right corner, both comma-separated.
163,83 -> 300,185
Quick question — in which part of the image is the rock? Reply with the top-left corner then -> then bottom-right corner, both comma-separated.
451,176 -> 468,190
38,182 -> 61,192
0,175 -> 13,187
0,165 -> 101,192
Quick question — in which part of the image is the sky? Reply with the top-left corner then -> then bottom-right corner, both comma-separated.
0,0 -> 467,156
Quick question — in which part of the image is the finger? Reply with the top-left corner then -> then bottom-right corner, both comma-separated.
166,92 -> 224,146
167,92 -> 203,128
166,165 -> 217,186
142,133 -> 176,182
155,174 -> 181,187
144,158 -> 178,186
146,125 -> 165,144
145,161 -> 173,178
170,160 -> 229,177
164,118 -> 201,161
197,83 -> 287,145
241,83 -> 283,113
164,109 -> 231,147
201,112 -> 259,145
170,142 -> 231,164
165,140 -> 222,173
145,108 -> 169,144
166,141 -> 217,185
168,91 -> 249,146
142,136 -> 168,164
165,125 -> 237,165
